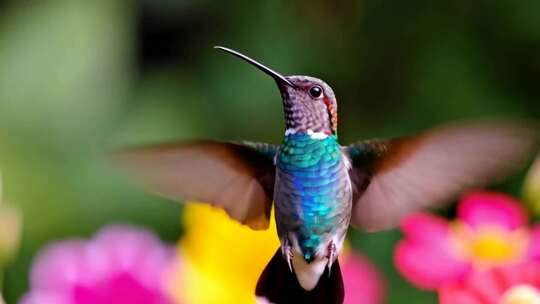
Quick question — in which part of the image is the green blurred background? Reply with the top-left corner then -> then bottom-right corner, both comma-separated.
1,1 -> 539,303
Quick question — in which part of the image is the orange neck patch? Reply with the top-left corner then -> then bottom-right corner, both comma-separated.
323,96 -> 338,134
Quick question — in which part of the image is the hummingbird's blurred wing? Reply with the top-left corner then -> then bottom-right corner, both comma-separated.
345,121 -> 538,232
116,140 -> 277,230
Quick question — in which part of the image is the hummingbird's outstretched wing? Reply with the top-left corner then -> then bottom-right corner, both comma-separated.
116,140 -> 277,230
344,121 -> 538,232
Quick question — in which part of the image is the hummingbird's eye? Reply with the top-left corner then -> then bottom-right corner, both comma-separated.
308,86 -> 323,99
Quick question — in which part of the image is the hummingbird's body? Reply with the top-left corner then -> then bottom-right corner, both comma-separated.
269,74 -> 355,289
118,47 -> 537,304
275,132 -> 352,288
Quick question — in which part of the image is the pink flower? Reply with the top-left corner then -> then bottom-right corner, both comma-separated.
440,262 -> 540,304
341,251 -> 385,304
21,225 -> 176,304
394,191 -> 540,290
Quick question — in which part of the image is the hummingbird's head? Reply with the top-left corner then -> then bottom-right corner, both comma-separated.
278,75 -> 337,136
215,46 -> 338,137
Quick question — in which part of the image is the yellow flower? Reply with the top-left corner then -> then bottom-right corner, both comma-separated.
524,154 -> 540,215
168,204 -> 280,304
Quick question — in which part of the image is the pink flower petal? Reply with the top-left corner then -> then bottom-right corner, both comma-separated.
89,225 -> 174,290
342,252 -> 385,304
22,225 -> 175,304
439,285 -> 483,304
394,240 -> 470,290
457,192 -> 527,230
439,263 -> 540,304
90,225 -> 161,273
73,273 -> 168,304
526,224 -> 540,262
494,263 -> 540,287
461,268 -> 506,303
20,291 -> 70,304
30,241 -> 90,291
395,212 -> 469,290
400,213 -> 451,245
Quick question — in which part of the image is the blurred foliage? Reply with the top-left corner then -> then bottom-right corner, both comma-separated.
0,0 -> 538,303
0,203 -> 22,269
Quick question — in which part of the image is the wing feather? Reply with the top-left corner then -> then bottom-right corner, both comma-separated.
346,121 -> 538,231
116,140 -> 277,230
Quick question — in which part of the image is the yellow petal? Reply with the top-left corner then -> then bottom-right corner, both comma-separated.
169,204 -> 280,304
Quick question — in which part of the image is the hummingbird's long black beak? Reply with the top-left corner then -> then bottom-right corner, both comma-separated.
214,46 -> 296,88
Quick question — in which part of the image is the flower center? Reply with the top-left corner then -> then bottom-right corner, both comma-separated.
451,222 -> 528,268
470,232 -> 515,261
501,284 -> 540,304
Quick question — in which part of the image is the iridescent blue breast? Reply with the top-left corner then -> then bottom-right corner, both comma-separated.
274,133 -> 352,261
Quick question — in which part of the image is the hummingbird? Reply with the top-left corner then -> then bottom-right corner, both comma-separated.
117,46 -> 538,304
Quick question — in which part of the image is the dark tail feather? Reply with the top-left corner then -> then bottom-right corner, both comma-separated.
256,249 -> 344,304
